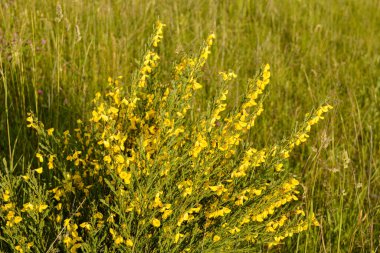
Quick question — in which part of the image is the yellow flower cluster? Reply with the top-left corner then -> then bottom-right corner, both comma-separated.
110,228 -> 134,247
138,51 -> 160,88
5,210 -> 23,227
191,133 -> 208,158
231,148 -> 266,178
267,216 -> 314,248
209,184 -> 228,196
21,202 -> 48,213
234,187 -> 264,207
14,242 -> 33,253
277,104 -> 333,159
152,20 -> 166,47
219,71 -> 237,81
198,34 -> 215,67
206,207 -> 231,219
177,206 -> 202,226
177,180 -> 193,197
1,190 -> 22,228
235,64 -> 270,132
208,90 -> 228,132
266,215 -> 288,232
63,219 -> 82,252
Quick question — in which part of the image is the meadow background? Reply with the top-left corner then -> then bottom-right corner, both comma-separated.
0,0 -> 379,252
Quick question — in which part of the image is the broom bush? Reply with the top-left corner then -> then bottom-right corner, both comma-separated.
0,21 -> 332,252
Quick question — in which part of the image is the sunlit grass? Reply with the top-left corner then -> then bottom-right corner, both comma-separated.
0,0 -> 379,252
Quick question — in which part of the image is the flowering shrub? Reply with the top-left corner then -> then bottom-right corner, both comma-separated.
0,21 -> 332,252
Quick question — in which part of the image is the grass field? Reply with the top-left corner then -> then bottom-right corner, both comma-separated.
0,0 -> 379,252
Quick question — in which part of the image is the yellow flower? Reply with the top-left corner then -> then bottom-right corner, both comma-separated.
115,154 -> 125,164
21,175 -> 30,181
103,140 -> 110,148
162,209 -> 173,220
266,225 -> 276,233
15,245 -> 23,252
182,187 -> 192,197
207,207 -> 231,219
235,195 -> 248,206
219,71 -> 237,81
64,218 -> 71,228
151,218 -> 161,227
94,212 -> 103,219
108,106 -> 119,115
26,113 -> 37,128
104,155 -> 112,163
209,184 -> 227,196
177,212 -> 195,226
191,134 -> 208,157
282,151 -> 290,159
263,64 -> 270,79
114,235 -> 123,245
70,243 -> 82,253
125,239 -> 134,247
80,222 -> 91,230
229,226 -> 241,234
48,155 -> 56,169
152,21 -> 166,47
3,190 -> 10,202
107,214 -> 115,223
14,216 -> 23,224
120,171 -> 131,184
172,126 -> 185,136
295,209 -> 305,216
6,210 -> 15,220
109,228 -> 117,238
63,236 -> 72,247
21,202 -> 34,212
35,167 -> 43,174
274,235 -> 285,242
151,192 -> 163,208
38,204 -> 48,213
207,34 -> 216,46
192,80 -> 202,90
36,153 -> 44,162
213,235 -> 221,242
27,242 -> 33,249
251,188 -> 263,196
240,215 -> 250,225
47,128 -> 54,136
275,163 -> 284,172
311,213 -> 320,226
52,188 -> 63,201
174,233 -> 184,243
